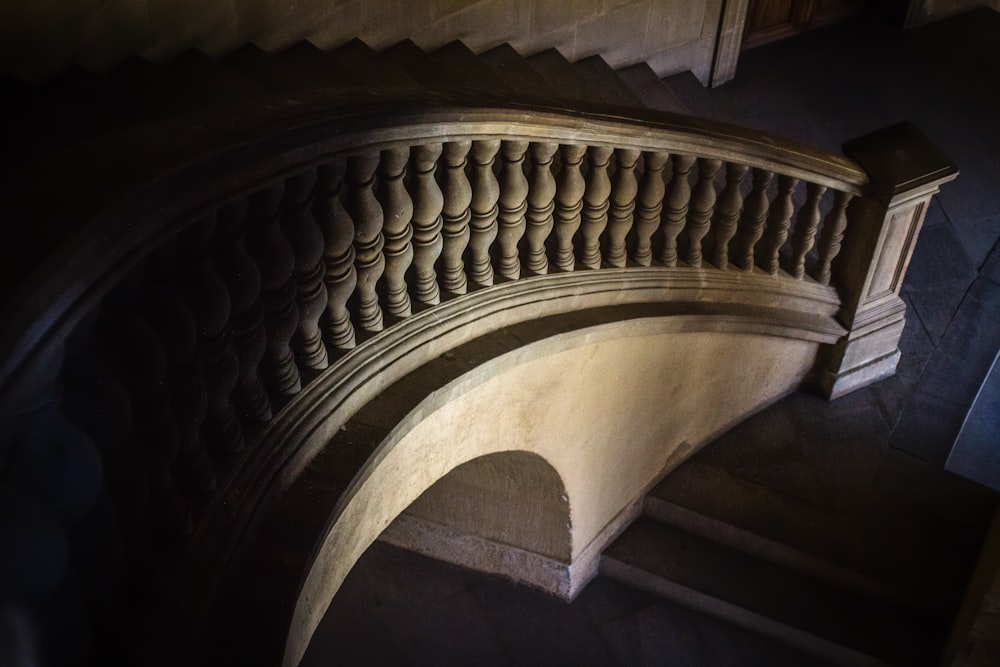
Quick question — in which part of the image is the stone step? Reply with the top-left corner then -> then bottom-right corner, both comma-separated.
526,48 -> 600,102
226,42 -> 356,93
431,41 -> 512,94
331,38 -> 416,89
572,55 -> 644,107
601,517 -> 945,667
478,43 -> 551,98
380,39 -> 455,86
615,62 -> 689,113
648,460 -> 972,615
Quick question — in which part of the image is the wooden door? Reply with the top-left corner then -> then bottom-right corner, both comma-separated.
743,0 -> 868,49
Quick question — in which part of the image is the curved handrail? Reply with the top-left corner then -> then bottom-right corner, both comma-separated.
0,89 -> 869,411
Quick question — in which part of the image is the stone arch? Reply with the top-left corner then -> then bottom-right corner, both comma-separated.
274,318 -> 823,667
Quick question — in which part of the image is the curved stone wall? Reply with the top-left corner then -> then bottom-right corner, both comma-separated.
288,318 -> 821,666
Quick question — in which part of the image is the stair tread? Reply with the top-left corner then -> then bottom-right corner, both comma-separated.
615,62 -> 689,113
603,517 -> 944,666
572,55 -> 644,107
331,38 -> 416,88
380,39 -> 455,86
431,41 -> 512,93
227,42 -> 356,92
649,460 -> 972,610
479,43 -> 551,97
526,48 -> 600,102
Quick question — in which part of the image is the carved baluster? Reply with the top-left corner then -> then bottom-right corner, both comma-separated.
495,140 -> 529,281
281,170 -> 329,371
314,162 -> 357,351
146,245 -> 216,495
711,162 -> 748,269
577,145 -> 613,270
685,158 -> 722,267
734,168 -> 774,272
214,201 -> 271,423
758,175 -> 799,275
107,314 -> 191,540
376,146 -> 414,319
345,154 -> 385,333
633,151 -> 668,267
551,144 -> 586,272
523,142 -> 558,275
438,140 -> 473,296
788,182 -> 828,279
605,148 -> 639,268
659,154 -> 695,267
467,140 -> 501,288
815,190 -> 854,285
178,217 -> 244,453
247,184 -> 301,400
409,143 -> 444,306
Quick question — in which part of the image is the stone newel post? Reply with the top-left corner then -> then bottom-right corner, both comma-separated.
821,122 -> 958,398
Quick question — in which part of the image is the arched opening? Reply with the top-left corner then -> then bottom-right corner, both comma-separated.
379,451 -> 572,594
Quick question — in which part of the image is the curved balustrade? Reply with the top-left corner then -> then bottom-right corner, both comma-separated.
0,92 -> 957,667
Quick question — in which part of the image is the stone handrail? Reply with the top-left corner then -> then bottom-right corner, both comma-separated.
0,91 -> 956,666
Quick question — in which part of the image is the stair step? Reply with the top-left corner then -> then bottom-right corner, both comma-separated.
602,517 -> 944,666
526,48 -> 600,102
331,38 -> 416,88
572,55 -> 644,107
431,41 -> 512,94
142,49 -> 271,117
226,42 -> 356,93
615,62 -> 689,113
648,460 -> 969,613
380,39 -> 455,86
479,43 -> 551,98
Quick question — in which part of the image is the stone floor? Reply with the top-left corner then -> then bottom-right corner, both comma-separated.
303,9 -> 1000,665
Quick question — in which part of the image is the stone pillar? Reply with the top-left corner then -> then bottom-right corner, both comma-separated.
820,122 -> 958,399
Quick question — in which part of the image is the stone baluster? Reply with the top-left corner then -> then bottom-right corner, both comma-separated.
466,140 -> 501,289
281,170 -> 329,371
345,154 -> 386,334
107,314 -> 191,540
577,145 -> 613,270
247,184 -> 301,400
146,245 -> 216,495
711,162 -> 749,269
178,217 -> 244,454
632,151 -> 668,267
734,168 -> 774,271
551,144 -> 586,272
788,182 -> 827,279
605,148 -> 640,268
376,146 -> 414,319
438,140 -> 473,297
685,158 -> 722,267
314,162 -> 357,352
523,142 -> 558,275
409,143 -> 445,306
815,190 -> 854,286
759,175 -> 799,275
659,154 -> 695,267
214,201 -> 271,423
494,140 -> 529,281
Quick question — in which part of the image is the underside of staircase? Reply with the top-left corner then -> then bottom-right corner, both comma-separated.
0,35 -> 986,667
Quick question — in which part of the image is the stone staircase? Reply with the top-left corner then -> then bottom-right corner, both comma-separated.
2,37 -> 979,667
2,36 -> 691,169
600,456 -> 985,666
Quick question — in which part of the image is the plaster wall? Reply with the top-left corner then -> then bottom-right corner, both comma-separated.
288,319 -> 820,667
2,0 -> 724,83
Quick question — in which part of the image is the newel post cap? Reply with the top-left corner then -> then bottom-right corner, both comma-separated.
843,122 -> 958,202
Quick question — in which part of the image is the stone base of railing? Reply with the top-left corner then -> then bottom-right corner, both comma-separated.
820,306 -> 906,399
